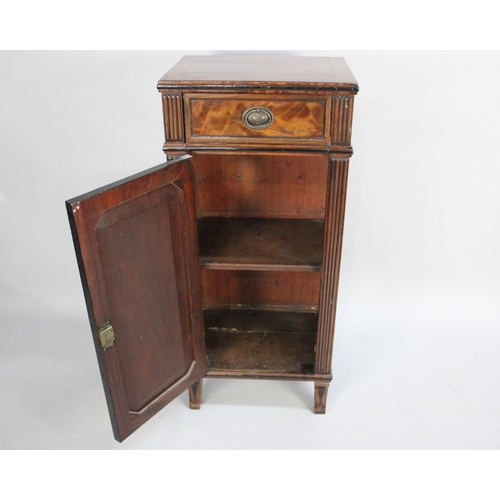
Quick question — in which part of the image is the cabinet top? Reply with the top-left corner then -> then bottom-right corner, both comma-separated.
158,55 -> 358,92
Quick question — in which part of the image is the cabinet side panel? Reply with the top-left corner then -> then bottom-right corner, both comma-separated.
316,158 -> 349,374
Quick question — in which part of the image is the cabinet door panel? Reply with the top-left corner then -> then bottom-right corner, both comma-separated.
66,156 -> 206,442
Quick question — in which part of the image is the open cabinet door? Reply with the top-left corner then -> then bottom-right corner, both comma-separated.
66,155 -> 206,442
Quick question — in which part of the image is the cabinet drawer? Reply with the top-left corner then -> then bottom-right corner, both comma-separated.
185,93 -> 332,148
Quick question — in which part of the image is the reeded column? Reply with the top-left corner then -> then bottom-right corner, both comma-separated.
315,157 -> 350,378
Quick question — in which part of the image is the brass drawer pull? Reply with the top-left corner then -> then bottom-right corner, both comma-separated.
242,107 -> 273,130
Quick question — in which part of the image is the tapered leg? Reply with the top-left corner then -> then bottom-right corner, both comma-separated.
314,382 -> 330,414
189,379 -> 203,410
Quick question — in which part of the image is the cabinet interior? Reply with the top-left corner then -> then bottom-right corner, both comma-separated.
204,309 -> 317,375
192,151 -> 329,375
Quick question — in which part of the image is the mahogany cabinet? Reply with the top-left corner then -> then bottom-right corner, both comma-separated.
66,55 -> 359,442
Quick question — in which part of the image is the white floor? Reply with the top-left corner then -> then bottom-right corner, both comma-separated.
1,285 -> 498,450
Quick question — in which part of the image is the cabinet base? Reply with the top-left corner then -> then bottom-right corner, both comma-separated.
188,380 -> 203,409
314,381 -> 330,414
188,377 -> 331,413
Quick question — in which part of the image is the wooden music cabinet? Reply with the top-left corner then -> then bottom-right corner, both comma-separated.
66,55 -> 359,442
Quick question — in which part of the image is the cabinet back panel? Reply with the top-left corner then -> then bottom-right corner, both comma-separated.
198,217 -> 324,270
192,151 -> 328,219
202,269 -> 320,309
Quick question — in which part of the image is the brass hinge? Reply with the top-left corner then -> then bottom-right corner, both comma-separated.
98,321 -> 115,350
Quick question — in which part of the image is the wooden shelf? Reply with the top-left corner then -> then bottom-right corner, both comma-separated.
204,309 -> 317,375
198,217 -> 324,271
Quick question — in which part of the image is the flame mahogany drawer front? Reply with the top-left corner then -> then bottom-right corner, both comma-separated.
184,93 -> 332,148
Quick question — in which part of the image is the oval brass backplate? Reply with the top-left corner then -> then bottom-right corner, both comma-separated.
242,107 -> 274,130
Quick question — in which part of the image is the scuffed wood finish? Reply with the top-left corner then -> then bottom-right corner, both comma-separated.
206,330 -> 315,374
201,269 -> 321,309
164,150 -> 187,161
206,370 -> 331,382
66,156 -> 206,441
204,309 -> 317,374
204,308 -> 318,333
316,158 -> 350,375
189,380 -> 202,409
193,151 -> 328,219
185,93 -> 330,148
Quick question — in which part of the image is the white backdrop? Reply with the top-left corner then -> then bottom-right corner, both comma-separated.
1,51 -> 499,451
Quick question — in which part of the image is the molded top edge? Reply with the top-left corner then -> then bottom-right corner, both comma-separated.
158,55 -> 359,92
